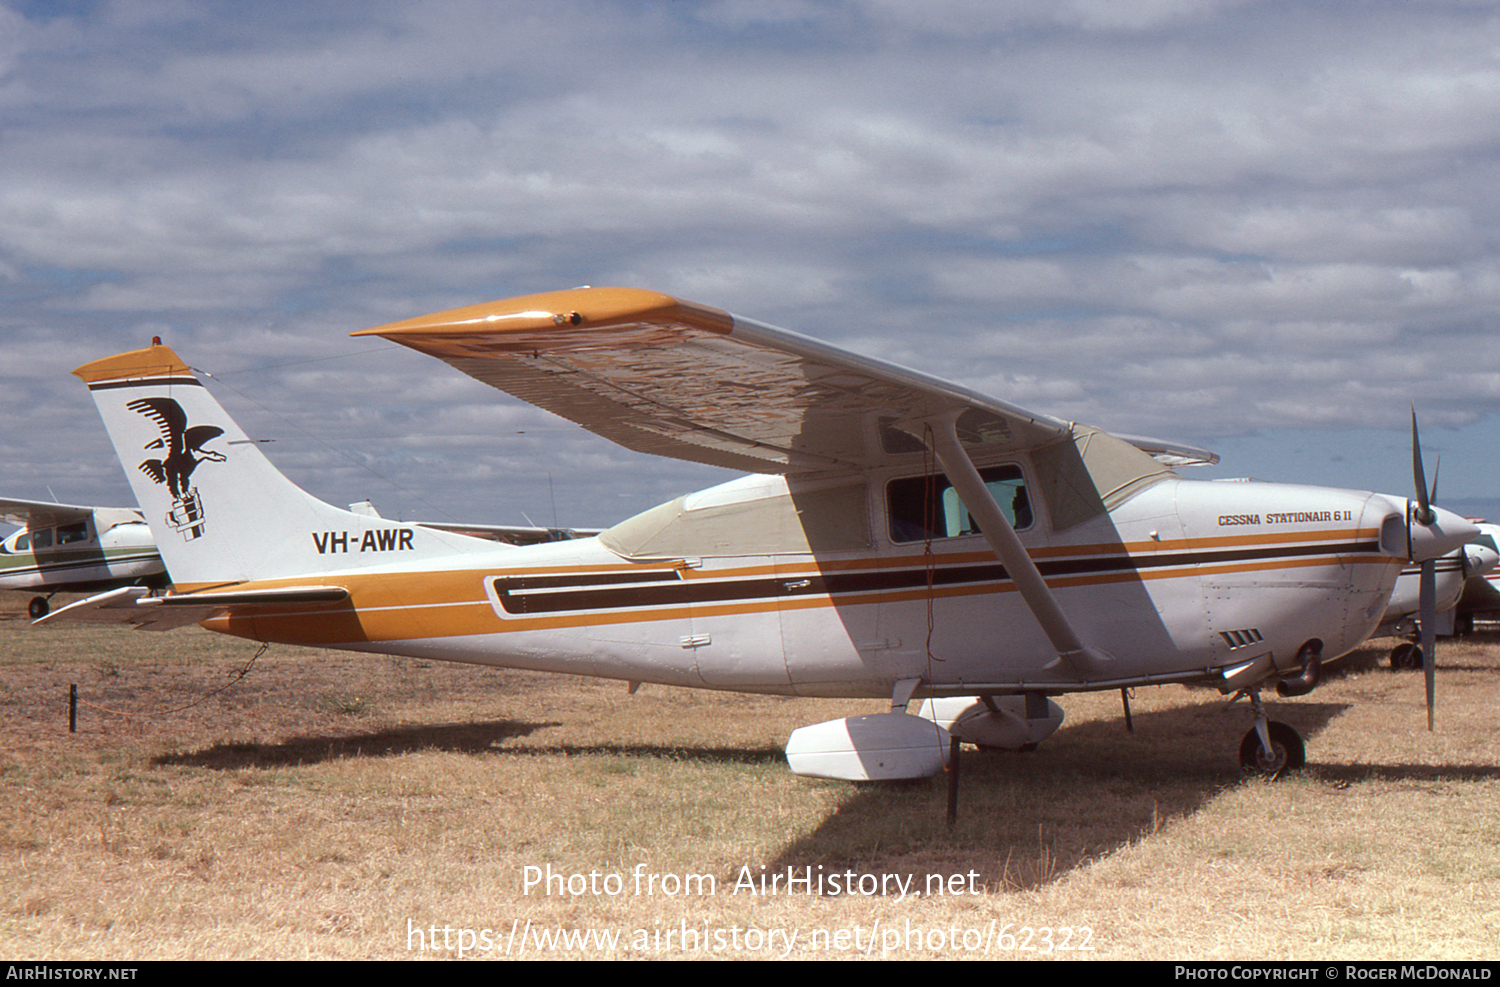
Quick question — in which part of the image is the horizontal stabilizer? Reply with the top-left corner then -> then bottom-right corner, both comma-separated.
145,585 -> 349,607
36,584 -> 348,632
36,587 -> 209,631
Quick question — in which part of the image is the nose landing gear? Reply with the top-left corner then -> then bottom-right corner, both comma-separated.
1388,641 -> 1423,670
1237,688 -> 1306,777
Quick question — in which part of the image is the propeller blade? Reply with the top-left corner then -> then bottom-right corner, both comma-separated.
1420,558 -> 1436,731
1411,407 -> 1434,525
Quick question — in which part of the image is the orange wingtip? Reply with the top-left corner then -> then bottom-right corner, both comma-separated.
353,287 -> 733,355
73,343 -> 195,384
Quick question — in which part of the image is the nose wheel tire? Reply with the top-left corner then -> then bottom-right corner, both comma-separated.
28,596 -> 49,619
1239,721 -> 1305,777
1389,643 -> 1423,670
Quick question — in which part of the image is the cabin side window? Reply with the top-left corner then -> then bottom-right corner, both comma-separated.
57,522 -> 89,545
29,528 -> 52,551
886,464 -> 1032,543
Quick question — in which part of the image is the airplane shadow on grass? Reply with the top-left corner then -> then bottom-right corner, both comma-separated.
155,694 -> 1500,892
747,696 -> 1500,892
155,719 -> 786,770
156,719 -> 563,769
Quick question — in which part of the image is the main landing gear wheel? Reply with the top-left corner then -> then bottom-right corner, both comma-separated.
1239,721 -> 1305,777
1389,642 -> 1423,670
28,596 -> 49,619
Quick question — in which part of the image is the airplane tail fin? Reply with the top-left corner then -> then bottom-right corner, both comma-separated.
74,343 -> 482,589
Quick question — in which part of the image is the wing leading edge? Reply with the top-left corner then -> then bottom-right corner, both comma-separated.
0,497 -> 139,529
354,287 -> 1072,475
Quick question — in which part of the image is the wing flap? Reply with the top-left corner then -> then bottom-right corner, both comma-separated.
356,287 -> 1070,473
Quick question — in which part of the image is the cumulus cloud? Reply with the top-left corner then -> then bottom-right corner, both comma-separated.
0,0 -> 1497,521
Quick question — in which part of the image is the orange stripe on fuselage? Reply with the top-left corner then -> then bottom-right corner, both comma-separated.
191,526 -> 1392,646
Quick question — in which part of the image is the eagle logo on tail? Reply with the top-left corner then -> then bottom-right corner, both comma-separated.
128,397 -> 226,541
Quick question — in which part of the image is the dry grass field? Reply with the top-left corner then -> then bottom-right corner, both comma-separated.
2,589 -> 1498,960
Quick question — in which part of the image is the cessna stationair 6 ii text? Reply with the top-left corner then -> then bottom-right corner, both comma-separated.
52,287 -> 1475,780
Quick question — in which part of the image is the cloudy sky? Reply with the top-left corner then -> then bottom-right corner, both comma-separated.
3,0 -> 1499,534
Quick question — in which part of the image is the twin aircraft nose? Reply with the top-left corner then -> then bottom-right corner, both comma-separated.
1464,539 -> 1500,577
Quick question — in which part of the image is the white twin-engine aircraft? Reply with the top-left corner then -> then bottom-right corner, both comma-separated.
52,287 -> 1476,781
1,498 -> 165,618
1457,523 -> 1500,630
1381,525 -> 1500,669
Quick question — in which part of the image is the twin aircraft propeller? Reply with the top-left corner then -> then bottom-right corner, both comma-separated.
37,287 -> 1479,780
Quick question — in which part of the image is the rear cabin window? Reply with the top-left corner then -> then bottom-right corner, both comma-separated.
886,465 -> 1032,543
57,522 -> 89,545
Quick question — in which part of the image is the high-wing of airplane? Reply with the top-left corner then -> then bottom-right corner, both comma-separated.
0,497 -> 165,618
49,287 -> 1478,780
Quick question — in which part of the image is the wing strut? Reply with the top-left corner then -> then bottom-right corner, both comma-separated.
927,416 -> 1113,678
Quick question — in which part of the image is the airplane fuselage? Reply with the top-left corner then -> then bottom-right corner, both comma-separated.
0,517 -> 162,592
192,472 -> 1402,700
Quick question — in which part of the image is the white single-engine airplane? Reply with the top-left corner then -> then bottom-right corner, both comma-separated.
48,287 -> 1477,780
1,498 -> 165,618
